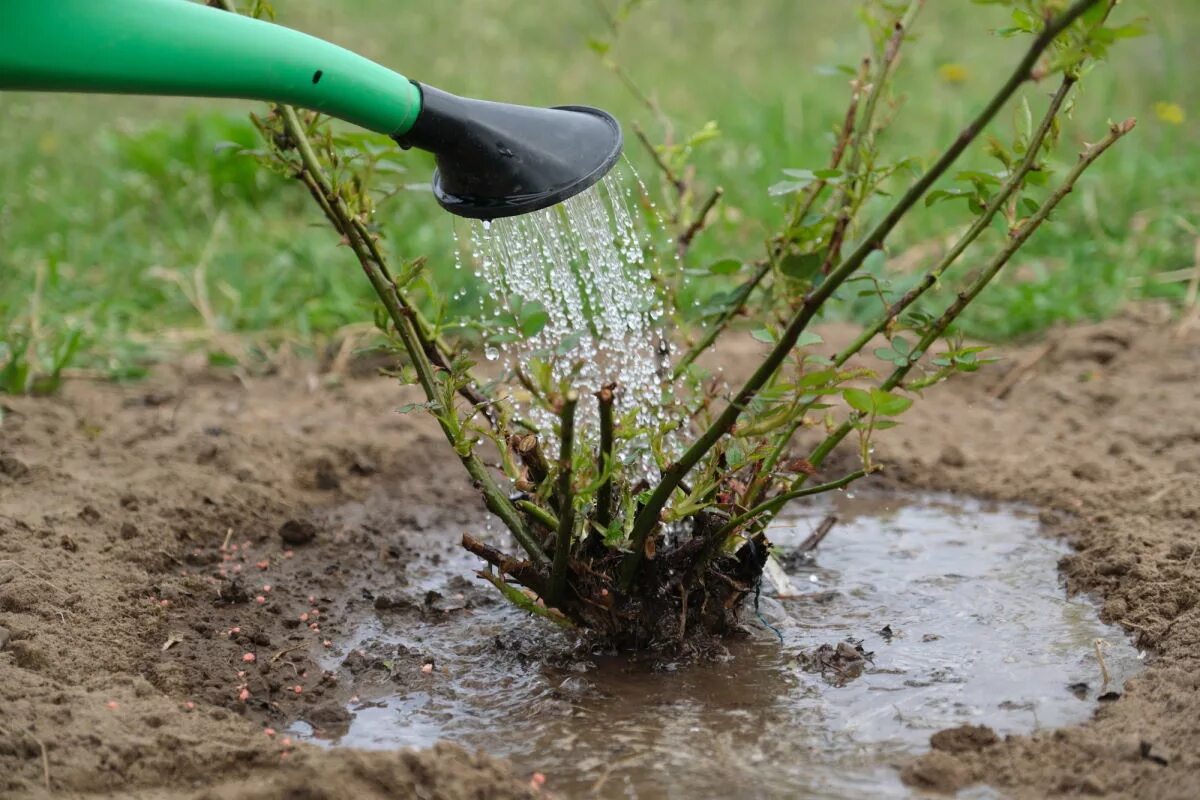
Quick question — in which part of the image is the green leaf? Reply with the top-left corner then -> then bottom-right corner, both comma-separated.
796,331 -> 824,348
843,387 -> 874,414
750,328 -> 776,344
870,388 -> 913,417
779,251 -> 823,281
207,350 -> 238,368
768,180 -> 810,196
924,189 -> 971,207
707,258 -> 742,275
798,368 -> 837,389
517,300 -> 549,337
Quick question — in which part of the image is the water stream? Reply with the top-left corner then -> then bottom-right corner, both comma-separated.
462,168 -> 672,472
295,493 -> 1143,799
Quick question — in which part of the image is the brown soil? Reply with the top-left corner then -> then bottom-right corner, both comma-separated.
2,304 -> 1198,798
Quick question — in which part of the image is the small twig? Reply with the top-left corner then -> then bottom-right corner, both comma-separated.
271,642 -> 307,663
1094,638 -> 1111,690
621,0 -> 1106,587
548,392 -> 580,606
798,515 -> 839,553
716,470 -> 868,543
677,186 -> 723,256
632,122 -> 684,194
0,560 -> 69,597
0,724 -> 50,791
593,385 -> 616,534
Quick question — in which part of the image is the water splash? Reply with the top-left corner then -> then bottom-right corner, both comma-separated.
468,167 -> 672,470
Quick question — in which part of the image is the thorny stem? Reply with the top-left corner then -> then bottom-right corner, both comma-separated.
633,122 -> 684,194
741,74 -> 1079,511
229,53 -> 549,561
548,391 -> 580,606
518,499 -> 560,533
669,45 -> 869,380
621,0 -> 1105,589
672,263 -> 770,380
677,186 -> 724,257
836,75 -> 1078,367
776,118 -> 1135,526
819,0 -> 925,275
713,469 -> 869,544
594,386 -> 616,532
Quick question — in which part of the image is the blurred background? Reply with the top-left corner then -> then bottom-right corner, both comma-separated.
1,0 -> 1196,388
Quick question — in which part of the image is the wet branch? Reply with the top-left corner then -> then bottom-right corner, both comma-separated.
594,385 -> 616,532
775,117 -> 1136,526
677,186 -> 724,256
621,0 -> 1105,588
714,469 -> 869,543
835,75 -> 1077,365
548,391 -> 580,606
242,80 -> 547,564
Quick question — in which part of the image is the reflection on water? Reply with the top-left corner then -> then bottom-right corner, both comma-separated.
296,493 -> 1143,799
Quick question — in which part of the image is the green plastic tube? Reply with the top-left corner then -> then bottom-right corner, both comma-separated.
0,0 -> 422,136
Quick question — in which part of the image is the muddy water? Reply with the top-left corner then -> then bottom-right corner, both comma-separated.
296,494 -> 1142,799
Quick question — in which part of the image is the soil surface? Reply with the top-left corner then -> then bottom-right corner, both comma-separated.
2,304 -> 1198,798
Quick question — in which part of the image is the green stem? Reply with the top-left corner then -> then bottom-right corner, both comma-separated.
743,75 -> 1079,511
518,499 -> 560,532
620,0 -> 1102,589
672,263 -> 769,379
548,391 -> 579,606
775,117 -> 1134,524
273,109 -> 548,564
835,75 -> 1076,365
715,469 -> 869,542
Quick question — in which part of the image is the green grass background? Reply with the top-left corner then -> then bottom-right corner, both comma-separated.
1,0 -> 1197,386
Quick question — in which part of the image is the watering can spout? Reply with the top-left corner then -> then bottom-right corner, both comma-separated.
0,0 -> 622,220
395,85 -> 621,220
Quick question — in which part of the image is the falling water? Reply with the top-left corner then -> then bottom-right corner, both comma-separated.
466,167 -> 671,470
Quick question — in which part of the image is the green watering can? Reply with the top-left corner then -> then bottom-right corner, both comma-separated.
0,0 -> 623,220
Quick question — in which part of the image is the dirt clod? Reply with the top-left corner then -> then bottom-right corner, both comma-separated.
900,750 -> 971,793
0,453 -> 29,478
939,445 -> 967,468
930,724 -> 1000,754
279,518 -> 318,546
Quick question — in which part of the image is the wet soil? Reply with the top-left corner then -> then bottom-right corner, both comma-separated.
316,492 -> 1142,799
2,304 -> 1198,798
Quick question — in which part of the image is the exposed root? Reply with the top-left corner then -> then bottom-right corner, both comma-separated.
463,511 -> 770,651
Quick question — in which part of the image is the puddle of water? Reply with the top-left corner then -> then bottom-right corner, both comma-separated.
297,493 -> 1143,799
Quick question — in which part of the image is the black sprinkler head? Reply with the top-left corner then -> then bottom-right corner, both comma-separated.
392,84 -> 623,220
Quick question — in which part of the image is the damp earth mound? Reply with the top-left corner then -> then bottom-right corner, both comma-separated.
1,310 -> 1198,799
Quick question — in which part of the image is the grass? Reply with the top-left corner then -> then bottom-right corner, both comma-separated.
1,0 -> 1197,389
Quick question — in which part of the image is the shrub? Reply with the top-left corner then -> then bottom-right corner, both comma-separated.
230,0 -> 1134,650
